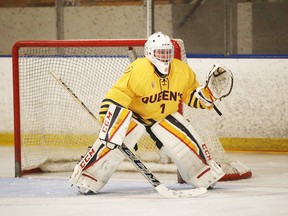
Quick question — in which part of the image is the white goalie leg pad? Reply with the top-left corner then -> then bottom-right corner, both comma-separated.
124,118 -> 146,149
188,159 -> 224,188
69,138 -> 124,193
70,118 -> 145,193
151,112 -> 224,188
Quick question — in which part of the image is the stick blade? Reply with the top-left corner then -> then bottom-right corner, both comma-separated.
155,184 -> 207,198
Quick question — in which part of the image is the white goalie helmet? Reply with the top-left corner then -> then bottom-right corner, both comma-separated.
145,32 -> 174,75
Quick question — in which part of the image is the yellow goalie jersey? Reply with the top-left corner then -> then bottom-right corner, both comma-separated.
99,58 -> 205,126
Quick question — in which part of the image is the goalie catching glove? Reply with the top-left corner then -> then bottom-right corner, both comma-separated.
195,64 -> 234,108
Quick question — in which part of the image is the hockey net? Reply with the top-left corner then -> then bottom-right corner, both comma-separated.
12,39 -> 252,180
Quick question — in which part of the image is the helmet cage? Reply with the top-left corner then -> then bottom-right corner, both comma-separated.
154,49 -> 173,63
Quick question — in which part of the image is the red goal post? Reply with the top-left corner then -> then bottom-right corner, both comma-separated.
12,39 -> 252,180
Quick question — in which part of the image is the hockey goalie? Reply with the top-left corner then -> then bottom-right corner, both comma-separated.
70,32 -> 249,195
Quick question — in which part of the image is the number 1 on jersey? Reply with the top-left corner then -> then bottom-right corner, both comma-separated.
160,103 -> 166,114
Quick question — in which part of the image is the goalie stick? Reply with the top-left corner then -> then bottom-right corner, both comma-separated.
48,69 -> 207,198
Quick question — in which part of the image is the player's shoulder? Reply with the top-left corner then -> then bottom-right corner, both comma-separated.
132,58 -> 153,69
171,58 -> 189,68
170,59 -> 193,74
127,58 -> 154,76
126,58 -> 154,96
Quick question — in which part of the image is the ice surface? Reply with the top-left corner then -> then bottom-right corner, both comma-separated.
0,147 -> 288,216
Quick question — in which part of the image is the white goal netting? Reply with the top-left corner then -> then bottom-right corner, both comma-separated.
13,39 -> 251,180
